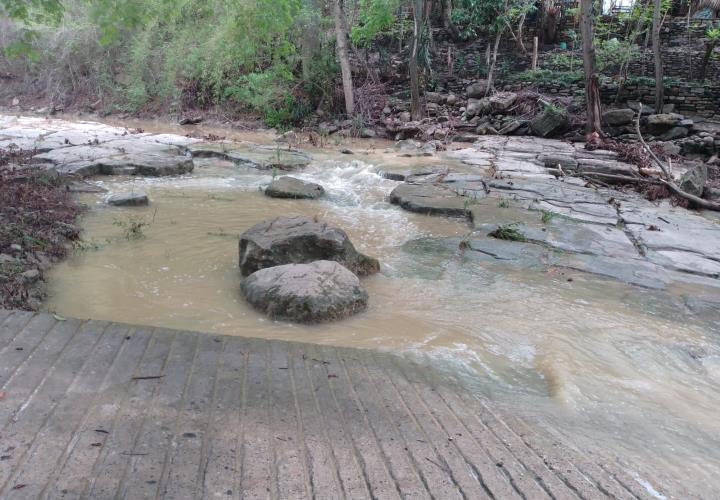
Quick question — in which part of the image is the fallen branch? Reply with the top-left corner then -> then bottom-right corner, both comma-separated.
635,104 -> 720,211
659,179 -> 720,210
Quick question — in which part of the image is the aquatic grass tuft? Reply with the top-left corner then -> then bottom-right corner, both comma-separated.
113,216 -> 150,240
541,210 -> 557,224
488,223 -> 527,242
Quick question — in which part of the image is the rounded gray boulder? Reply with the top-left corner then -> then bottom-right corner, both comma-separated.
241,261 -> 368,323
265,176 -> 325,199
239,216 -> 380,277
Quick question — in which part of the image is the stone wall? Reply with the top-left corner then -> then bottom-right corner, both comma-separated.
500,79 -> 720,119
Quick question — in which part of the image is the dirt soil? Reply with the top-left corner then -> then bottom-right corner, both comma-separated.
0,147 -> 81,310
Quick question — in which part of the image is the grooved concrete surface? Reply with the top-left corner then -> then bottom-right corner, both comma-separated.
0,309 -> 685,499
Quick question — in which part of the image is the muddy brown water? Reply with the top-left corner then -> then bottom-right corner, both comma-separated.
44,131 -> 720,496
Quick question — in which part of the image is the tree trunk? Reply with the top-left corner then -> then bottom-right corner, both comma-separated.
580,0 -> 602,134
652,0 -> 664,111
485,28 -> 504,95
441,0 -> 463,42
334,0 -> 354,116
301,3 -> 320,81
700,39 -> 717,80
516,13 -> 528,53
410,0 -> 424,120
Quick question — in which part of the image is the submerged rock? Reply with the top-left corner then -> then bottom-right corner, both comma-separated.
241,260 -> 368,323
106,191 -> 149,206
238,216 -> 380,277
265,176 -> 324,199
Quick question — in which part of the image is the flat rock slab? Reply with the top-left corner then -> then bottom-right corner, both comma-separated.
188,142 -> 311,170
0,309 -> 685,499
239,216 -> 380,277
389,183 -> 474,217
0,115 -> 197,177
265,176 -> 324,199
241,260 -> 368,322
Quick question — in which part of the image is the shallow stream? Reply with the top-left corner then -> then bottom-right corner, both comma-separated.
44,130 -> 720,496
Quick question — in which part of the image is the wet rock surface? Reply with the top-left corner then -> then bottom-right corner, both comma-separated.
388,135 -> 720,290
241,260 -> 368,323
389,183 -> 473,217
187,142 -> 311,170
264,176 -> 324,199
238,216 -> 380,277
106,191 -> 149,206
0,115 -> 315,179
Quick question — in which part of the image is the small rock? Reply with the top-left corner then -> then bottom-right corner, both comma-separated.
9,244 -> 22,253
178,116 -> 203,125
106,191 -> 150,206
0,254 -> 16,264
704,186 -> 720,202
20,269 -> 41,284
11,97 -> 19,106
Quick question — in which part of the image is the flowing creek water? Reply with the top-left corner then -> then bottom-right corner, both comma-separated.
42,126 -> 720,496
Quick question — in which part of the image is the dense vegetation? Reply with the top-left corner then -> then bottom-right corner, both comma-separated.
0,0 -> 717,129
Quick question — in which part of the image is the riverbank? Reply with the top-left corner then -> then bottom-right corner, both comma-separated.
0,148 -> 80,310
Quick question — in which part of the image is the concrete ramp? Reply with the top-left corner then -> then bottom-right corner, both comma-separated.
0,310 -> 683,499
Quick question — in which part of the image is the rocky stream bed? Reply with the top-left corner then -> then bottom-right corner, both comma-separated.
2,113 -> 720,320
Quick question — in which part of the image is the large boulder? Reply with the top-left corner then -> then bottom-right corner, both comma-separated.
602,108 -> 635,126
487,92 -> 517,112
678,164 -> 708,197
466,80 -> 490,98
241,261 -> 368,323
465,98 -> 490,118
530,109 -> 569,138
646,113 -> 684,134
265,176 -> 324,199
238,216 -> 380,276
465,92 -> 518,118
658,127 -> 689,141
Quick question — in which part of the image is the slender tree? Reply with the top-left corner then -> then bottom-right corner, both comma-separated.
334,0 -> 355,115
409,0 -> 425,120
580,0 -> 602,135
652,0 -> 664,111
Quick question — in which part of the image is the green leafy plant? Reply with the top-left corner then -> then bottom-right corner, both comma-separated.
488,223 -> 527,242
541,210 -> 556,224
113,216 -> 150,240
